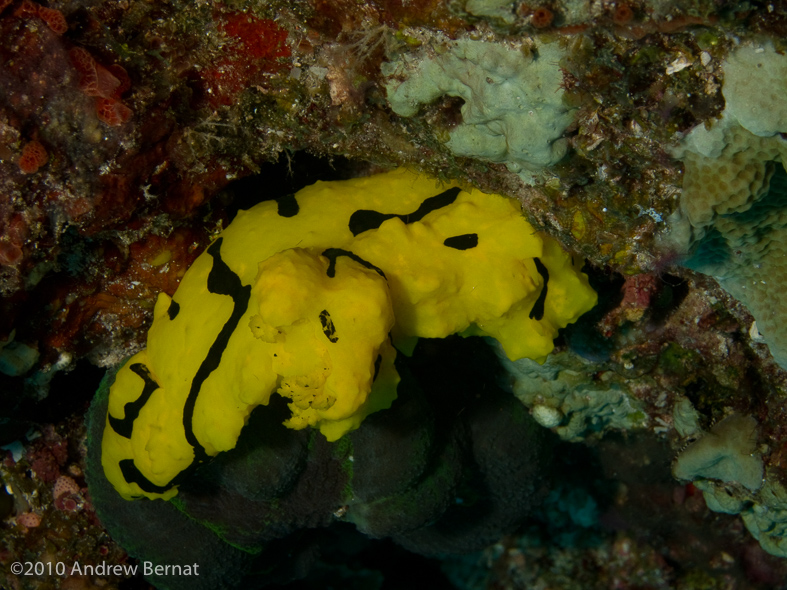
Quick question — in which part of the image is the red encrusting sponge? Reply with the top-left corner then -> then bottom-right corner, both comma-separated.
18,140 -> 48,174
69,47 -> 133,126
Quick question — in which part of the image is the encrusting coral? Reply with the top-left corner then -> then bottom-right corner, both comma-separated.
674,40 -> 787,371
673,413 -> 763,493
383,39 -> 573,185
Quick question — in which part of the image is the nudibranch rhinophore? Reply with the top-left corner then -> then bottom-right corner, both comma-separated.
101,168 -> 597,500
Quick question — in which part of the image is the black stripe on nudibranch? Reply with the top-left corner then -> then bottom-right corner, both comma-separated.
117,237 -> 253,495
529,258 -> 549,321
443,233 -> 478,250
182,238 -> 251,464
275,193 -> 299,217
373,354 -> 382,381
167,300 -> 180,320
322,248 -> 386,279
108,363 -> 158,439
118,459 -> 195,495
319,310 -> 338,343
348,187 -> 462,236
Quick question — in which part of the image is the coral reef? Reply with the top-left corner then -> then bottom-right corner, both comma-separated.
3,0 -> 787,587
0,407 -> 132,590
671,40 -> 787,370
444,432 -> 787,590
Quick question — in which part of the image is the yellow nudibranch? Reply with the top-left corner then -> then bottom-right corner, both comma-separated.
102,168 -> 597,500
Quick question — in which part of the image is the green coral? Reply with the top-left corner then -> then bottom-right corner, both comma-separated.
673,414 -> 763,492
673,40 -> 787,369
670,412 -> 787,558
452,0 -> 517,25
741,479 -> 787,558
495,346 -> 648,441
382,40 -> 574,185
688,476 -> 787,559
722,42 -> 787,138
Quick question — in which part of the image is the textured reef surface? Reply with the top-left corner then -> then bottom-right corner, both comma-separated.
4,0 -> 787,589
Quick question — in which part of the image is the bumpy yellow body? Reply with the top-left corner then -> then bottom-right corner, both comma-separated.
102,168 -> 597,500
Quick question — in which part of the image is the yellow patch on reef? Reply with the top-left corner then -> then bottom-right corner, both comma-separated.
101,168 -> 597,500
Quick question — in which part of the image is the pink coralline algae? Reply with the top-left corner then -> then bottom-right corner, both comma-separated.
54,476 -> 84,512
17,139 -> 48,174
25,426 -> 68,484
16,511 -> 41,529
600,273 -> 661,334
53,475 -> 80,500
11,0 -> 67,34
69,47 -> 132,126
36,6 -> 67,35
0,213 -> 27,267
